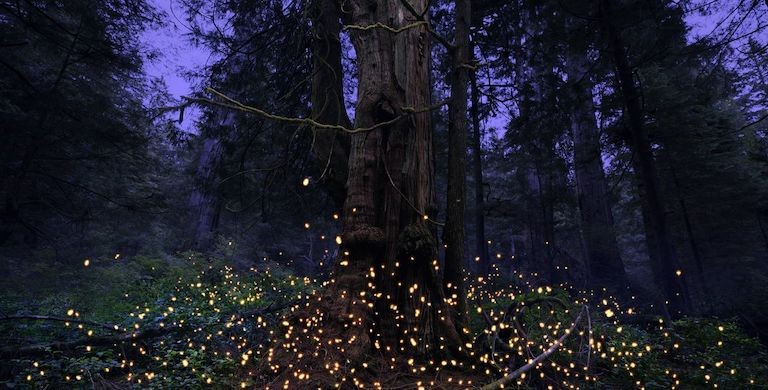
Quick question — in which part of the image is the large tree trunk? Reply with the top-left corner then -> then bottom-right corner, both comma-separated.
566,52 -> 628,295
601,0 -> 689,317
443,0 -> 471,334
310,0 -> 352,209
188,133 -> 226,251
340,0 -> 464,354
265,3 -> 464,385
470,64 -> 491,275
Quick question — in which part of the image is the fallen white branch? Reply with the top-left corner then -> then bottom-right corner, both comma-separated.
481,306 -> 586,390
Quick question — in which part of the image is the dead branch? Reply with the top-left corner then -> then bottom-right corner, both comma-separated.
0,327 -> 170,359
480,306 -> 586,390
0,315 -> 120,333
0,302 -> 294,359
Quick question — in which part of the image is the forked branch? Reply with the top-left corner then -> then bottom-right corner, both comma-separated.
480,306 -> 586,390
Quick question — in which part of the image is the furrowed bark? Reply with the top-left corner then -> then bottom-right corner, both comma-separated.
315,0 -> 463,361
188,133 -> 225,251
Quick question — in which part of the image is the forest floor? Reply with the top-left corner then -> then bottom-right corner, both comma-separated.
0,251 -> 767,389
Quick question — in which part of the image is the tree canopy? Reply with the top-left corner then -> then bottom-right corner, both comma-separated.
1,0 -> 767,388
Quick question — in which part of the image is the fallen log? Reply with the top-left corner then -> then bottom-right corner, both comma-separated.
0,301 -> 294,359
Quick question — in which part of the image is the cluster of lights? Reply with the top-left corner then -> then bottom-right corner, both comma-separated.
12,200 -> 762,389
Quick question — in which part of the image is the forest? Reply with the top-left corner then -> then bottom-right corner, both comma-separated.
1,0 -> 768,388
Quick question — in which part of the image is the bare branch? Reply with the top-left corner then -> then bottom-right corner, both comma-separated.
0,315 -> 119,333
481,306 -> 586,390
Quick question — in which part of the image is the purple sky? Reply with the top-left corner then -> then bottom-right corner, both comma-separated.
142,0 -> 212,132
140,1 -> 762,134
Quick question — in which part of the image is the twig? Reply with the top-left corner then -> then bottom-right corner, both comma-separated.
734,111 -> 768,133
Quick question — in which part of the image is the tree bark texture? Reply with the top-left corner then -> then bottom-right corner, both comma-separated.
339,0 -> 466,355
566,51 -> 629,295
188,134 -> 225,251
263,3 -> 467,380
444,0 -> 472,336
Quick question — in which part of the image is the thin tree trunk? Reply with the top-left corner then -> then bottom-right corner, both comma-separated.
668,162 -> 703,273
524,164 -> 555,283
566,52 -> 628,295
514,1 -> 556,283
601,0 -> 689,317
444,0 -> 472,334
310,0 -> 351,209
470,61 -> 490,275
